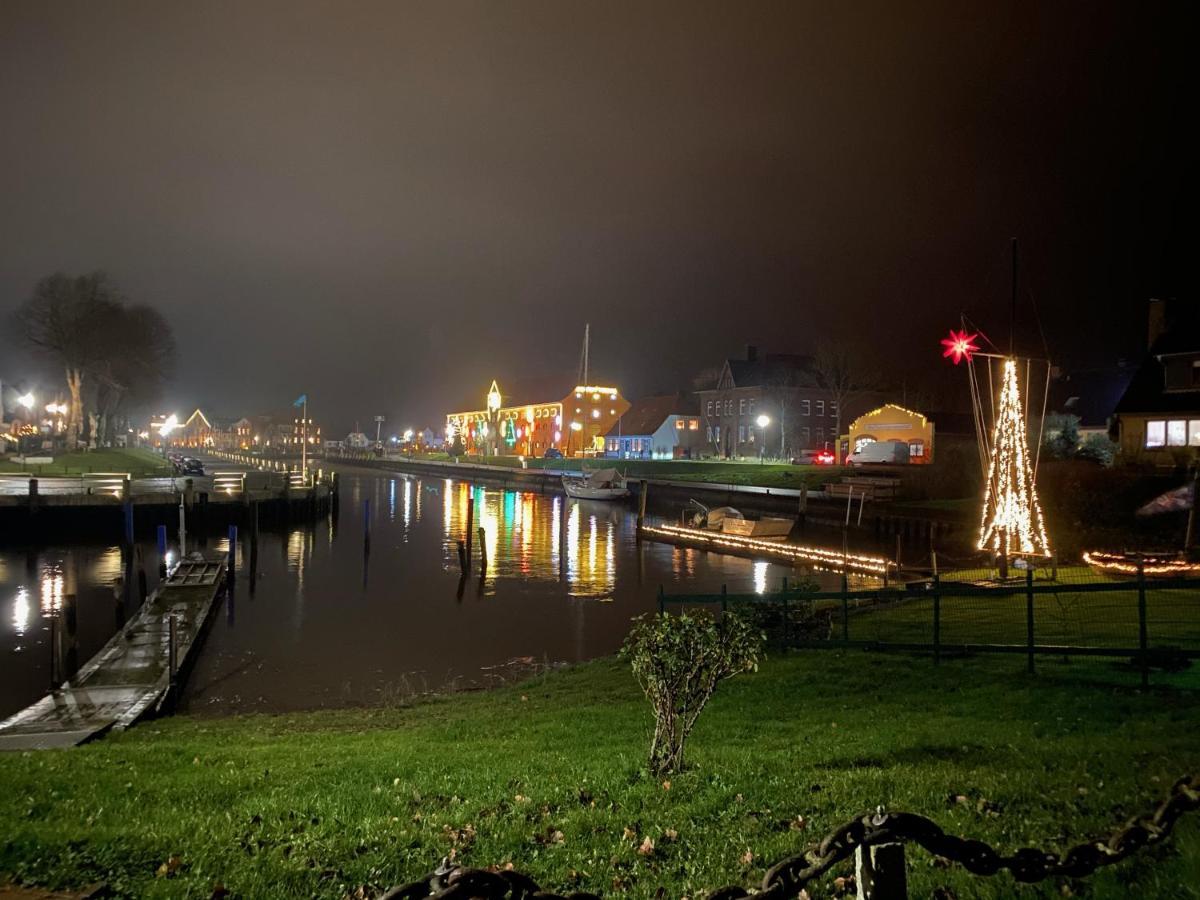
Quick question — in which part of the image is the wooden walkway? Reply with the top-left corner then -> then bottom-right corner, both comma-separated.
0,557 -> 227,751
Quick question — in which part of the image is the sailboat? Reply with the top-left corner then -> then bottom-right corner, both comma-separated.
562,467 -> 630,500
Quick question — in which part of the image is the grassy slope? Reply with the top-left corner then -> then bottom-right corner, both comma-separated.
1,653 -> 1198,899
0,448 -> 172,478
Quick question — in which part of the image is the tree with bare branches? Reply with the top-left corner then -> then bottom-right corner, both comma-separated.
813,342 -> 874,451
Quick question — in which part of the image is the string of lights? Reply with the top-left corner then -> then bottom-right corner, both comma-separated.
1082,551 -> 1200,577
977,358 -> 1052,557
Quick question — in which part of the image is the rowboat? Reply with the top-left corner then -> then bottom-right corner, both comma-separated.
687,500 -> 795,541
562,467 -> 630,501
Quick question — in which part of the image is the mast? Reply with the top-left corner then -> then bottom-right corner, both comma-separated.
583,323 -> 590,386
1010,237 -> 1017,357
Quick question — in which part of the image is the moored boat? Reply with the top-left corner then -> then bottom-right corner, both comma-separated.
562,467 -> 630,500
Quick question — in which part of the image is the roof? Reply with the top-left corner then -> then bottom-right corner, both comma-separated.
449,372 -> 622,414
606,394 -> 697,437
720,353 -> 816,389
1047,367 -> 1133,427
1115,308 -> 1200,416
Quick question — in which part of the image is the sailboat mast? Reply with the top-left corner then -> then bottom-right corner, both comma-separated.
583,322 -> 589,386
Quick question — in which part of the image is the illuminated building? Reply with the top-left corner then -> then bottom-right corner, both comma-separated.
446,378 -> 630,457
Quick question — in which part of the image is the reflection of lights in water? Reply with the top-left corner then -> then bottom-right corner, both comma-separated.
287,529 -> 308,590
402,479 -> 412,529
91,546 -> 123,583
40,567 -> 64,615
753,560 -> 768,594
550,496 -> 562,572
479,491 -> 499,570
388,479 -> 397,521
12,587 -> 30,636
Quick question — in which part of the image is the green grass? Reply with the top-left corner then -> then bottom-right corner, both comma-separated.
1,653 -> 1198,898
0,448 -> 173,478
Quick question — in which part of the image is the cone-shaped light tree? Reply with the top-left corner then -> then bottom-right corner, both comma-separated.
978,359 -> 1051,556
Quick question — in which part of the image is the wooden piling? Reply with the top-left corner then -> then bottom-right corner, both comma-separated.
478,526 -> 488,576
466,494 -> 474,564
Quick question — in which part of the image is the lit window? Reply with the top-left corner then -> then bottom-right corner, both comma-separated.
1145,420 -> 1165,448
592,393 -> 600,401
592,409 -> 600,419
706,400 -> 713,416
738,426 -> 746,442
1190,420 -> 1200,447
688,419 -> 699,431
713,426 -> 720,442
575,408 -> 581,414
909,440 -> 925,458
800,400 -> 811,416
675,419 -> 685,429
1167,420 -> 1187,447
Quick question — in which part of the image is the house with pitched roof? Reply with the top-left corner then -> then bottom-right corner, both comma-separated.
604,394 -> 702,460
1112,299 -> 1200,464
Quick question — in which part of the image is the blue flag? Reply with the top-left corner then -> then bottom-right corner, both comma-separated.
293,394 -> 307,408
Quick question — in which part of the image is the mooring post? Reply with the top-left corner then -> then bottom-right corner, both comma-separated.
798,482 -> 808,525
1137,559 -> 1149,689
637,480 -> 648,536
841,573 -> 850,642
48,614 -> 59,690
844,487 -> 853,527
28,477 -> 38,514
157,524 -> 168,577
168,615 -> 178,685
932,573 -> 941,666
456,539 -> 467,574
1025,567 -> 1035,674
363,498 -> 371,544
477,526 -> 488,576
227,524 -> 237,581
855,841 -> 908,900
184,477 -> 195,511
465,494 -> 474,565
178,495 -> 187,561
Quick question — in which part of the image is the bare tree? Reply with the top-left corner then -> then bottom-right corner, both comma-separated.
813,342 -> 874,447
12,273 -> 175,446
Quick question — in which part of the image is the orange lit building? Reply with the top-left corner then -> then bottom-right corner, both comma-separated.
446,379 -> 630,457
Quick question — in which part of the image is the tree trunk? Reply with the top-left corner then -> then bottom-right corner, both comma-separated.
66,367 -> 84,448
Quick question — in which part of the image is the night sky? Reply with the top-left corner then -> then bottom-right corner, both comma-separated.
0,1 -> 1188,434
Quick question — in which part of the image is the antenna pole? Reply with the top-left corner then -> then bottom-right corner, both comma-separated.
1010,237 -> 1017,357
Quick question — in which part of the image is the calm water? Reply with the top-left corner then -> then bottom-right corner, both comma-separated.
1,470 -> 846,718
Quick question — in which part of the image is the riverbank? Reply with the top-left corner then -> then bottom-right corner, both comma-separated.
0,448 -> 172,478
1,652 -> 1197,899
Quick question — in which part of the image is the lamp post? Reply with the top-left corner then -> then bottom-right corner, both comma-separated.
486,382 -> 502,457
756,414 -> 771,464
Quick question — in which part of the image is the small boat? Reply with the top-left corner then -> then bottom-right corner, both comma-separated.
1083,550 -> 1200,578
562,467 -> 630,501
687,500 -> 795,541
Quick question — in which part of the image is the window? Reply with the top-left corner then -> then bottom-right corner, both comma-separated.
675,418 -> 685,430
707,400 -> 713,416
909,439 -> 925,458
829,400 -> 838,418
800,399 -> 811,416
738,425 -> 746,443
800,426 -> 810,442
726,400 -> 733,416
739,399 -> 746,415
688,419 -> 699,431
1168,420 -> 1187,447
1145,420 -> 1166,448
706,426 -> 714,442
713,426 -> 720,443
816,400 -> 825,417
748,398 -> 756,415
816,427 -> 824,441
1191,420 -> 1200,447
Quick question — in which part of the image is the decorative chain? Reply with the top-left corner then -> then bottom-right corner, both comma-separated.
381,774 -> 1198,900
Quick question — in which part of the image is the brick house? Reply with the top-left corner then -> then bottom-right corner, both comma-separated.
695,346 -> 886,459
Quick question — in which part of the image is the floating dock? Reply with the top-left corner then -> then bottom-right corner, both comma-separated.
638,523 -> 895,577
0,556 -> 227,751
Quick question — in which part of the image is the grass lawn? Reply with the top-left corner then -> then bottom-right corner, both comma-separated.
0,448 -> 173,478
1,653 -> 1198,898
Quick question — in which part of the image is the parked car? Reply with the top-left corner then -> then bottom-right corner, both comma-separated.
543,448 -> 563,459
792,449 -> 836,466
179,457 -> 205,476
847,440 -> 910,466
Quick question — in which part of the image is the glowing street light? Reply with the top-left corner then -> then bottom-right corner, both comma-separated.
755,414 -> 771,463
17,392 -> 34,411
403,428 -> 414,442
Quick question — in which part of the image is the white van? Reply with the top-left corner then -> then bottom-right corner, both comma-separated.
847,439 -> 910,466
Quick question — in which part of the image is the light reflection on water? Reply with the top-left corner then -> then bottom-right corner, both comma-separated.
2,471 -> 852,718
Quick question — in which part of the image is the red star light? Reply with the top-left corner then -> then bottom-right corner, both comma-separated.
941,329 -> 979,364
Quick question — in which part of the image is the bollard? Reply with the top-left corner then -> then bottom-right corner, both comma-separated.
477,526 -> 488,576
855,841 -> 908,900
456,539 -> 468,574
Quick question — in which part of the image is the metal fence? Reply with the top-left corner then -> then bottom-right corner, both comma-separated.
660,568 -> 1200,682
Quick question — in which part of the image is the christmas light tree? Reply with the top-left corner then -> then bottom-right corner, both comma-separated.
977,359 -> 1051,557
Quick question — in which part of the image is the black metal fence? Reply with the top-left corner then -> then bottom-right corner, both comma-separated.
659,570 -> 1200,683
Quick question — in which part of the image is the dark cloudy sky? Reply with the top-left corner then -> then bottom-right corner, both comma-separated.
0,1 -> 1188,433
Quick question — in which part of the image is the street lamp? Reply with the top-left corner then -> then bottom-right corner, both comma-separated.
17,392 -> 34,411
756,414 -> 770,463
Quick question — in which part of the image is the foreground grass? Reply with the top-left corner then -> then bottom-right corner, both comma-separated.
0,448 -> 172,478
2,653 -> 1198,899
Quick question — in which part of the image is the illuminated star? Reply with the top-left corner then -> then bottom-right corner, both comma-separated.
940,329 -> 980,364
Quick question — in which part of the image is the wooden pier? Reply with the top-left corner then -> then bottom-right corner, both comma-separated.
0,556 -> 227,751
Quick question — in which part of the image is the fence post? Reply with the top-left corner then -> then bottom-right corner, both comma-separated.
932,573 -> 941,666
1137,560 -> 1149,689
1025,568 -> 1035,674
841,573 -> 849,642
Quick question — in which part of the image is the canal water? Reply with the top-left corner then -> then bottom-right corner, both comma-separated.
0,471 -> 842,719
